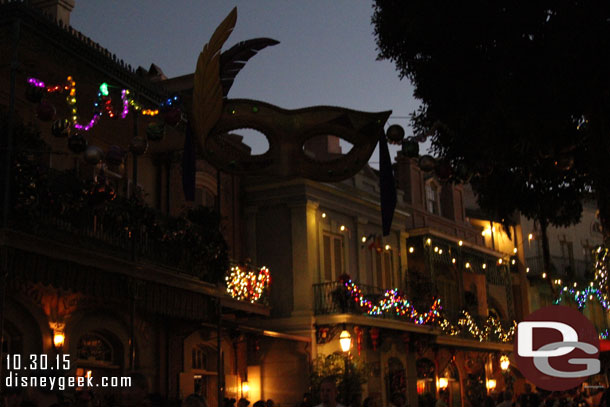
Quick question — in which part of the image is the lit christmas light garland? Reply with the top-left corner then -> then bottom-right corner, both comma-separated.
340,277 -> 515,342
555,286 -> 610,310
26,76 -> 171,132
225,265 -> 271,303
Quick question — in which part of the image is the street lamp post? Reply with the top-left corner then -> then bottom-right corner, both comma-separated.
339,326 -> 352,403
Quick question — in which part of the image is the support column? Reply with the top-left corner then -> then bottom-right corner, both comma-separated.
290,200 -> 319,316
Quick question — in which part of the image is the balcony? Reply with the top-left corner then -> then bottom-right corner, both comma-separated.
313,280 -> 515,343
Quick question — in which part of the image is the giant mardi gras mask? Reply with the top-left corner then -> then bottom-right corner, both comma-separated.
190,8 -> 390,182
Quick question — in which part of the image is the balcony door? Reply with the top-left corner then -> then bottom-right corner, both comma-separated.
322,232 -> 345,282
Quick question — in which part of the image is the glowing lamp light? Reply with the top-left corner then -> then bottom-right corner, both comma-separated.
339,329 -> 352,353
409,247 -> 414,253
482,263 -> 487,269
340,225 -> 346,232
452,258 -> 456,264
242,381 -> 250,397
511,259 -> 516,265
385,244 -> 391,251
486,379 -> 497,391
528,233 -> 533,240
362,236 -> 367,243
458,240 -> 463,246
53,331 -> 65,349
500,355 -> 510,371
465,262 -> 471,269
542,272 -> 547,278
498,259 -> 503,265
438,249 -> 443,254
513,248 -> 518,254
425,238 -> 432,246
434,246 -> 439,252
321,212 -> 326,218
439,378 -> 449,390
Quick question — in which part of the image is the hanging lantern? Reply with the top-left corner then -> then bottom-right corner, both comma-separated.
26,85 -> 45,103
105,145 -> 126,166
83,146 -> 104,165
370,327 -> 380,351
36,101 -> 56,122
402,137 -> 420,158
146,122 -> 166,141
386,124 -> 405,144
418,155 -> 436,172
51,119 -> 71,138
129,136 -> 148,155
354,326 -> 363,356
67,133 -> 88,153
163,108 -> 182,126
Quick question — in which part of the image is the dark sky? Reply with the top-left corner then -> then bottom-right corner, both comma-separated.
70,1 -> 424,164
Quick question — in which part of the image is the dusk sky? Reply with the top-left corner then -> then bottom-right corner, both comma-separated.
70,1 -> 424,165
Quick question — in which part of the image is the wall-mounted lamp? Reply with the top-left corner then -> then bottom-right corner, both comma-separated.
339,327 -> 352,353
438,377 -> 449,390
242,380 -> 250,398
53,331 -> 65,349
500,355 -> 510,371
486,379 -> 497,392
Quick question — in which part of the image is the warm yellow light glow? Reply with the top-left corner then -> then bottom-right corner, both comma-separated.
339,330 -> 352,353
438,249 -> 443,254
511,259 -> 516,265
513,248 -> 517,254
409,247 -> 414,253
486,379 -> 497,391
439,378 -> 449,390
574,282 -> 577,287
526,267 -> 530,273
452,258 -> 456,264
434,246 -> 439,252
426,238 -> 431,246
362,236 -> 367,243
465,262 -> 471,269
500,355 -> 510,371
53,332 -> 65,349
498,259 -> 503,264
242,381 -> 250,396
590,282 -> 594,287
557,279 -> 561,285
458,240 -> 463,246
528,233 -> 533,240
482,263 -> 487,269
385,244 -> 391,251
340,225 -> 346,232
542,272 -> 547,278
321,212 -> 326,218
86,370 -> 92,379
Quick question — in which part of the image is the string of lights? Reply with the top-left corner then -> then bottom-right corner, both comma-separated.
26,76 -> 168,132
225,265 -> 271,303
340,277 -> 515,342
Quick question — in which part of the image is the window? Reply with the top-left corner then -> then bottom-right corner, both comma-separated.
323,232 -> 344,281
425,181 -> 440,215
372,248 -> 394,288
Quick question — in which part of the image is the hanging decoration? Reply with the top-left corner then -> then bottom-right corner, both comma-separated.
225,264 -> 271,303
554,285 -> 610,311
25,76 -> 176,134
340,275 -> 441,324
338,276 -> 515,343
600,329 -> 609,340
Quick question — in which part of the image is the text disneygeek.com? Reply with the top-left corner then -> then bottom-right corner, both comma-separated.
4,354 -> 131,390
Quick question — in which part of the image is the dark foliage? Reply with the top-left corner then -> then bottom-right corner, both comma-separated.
372,1 -> 610,245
